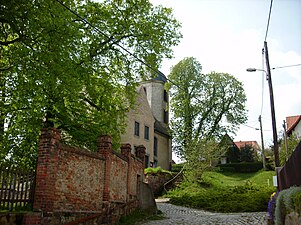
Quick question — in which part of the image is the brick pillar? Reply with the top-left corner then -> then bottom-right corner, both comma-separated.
98,135 -> 112,202
33,128 -> 61,212
121,143 -> 131,159
121,144 -> 132,200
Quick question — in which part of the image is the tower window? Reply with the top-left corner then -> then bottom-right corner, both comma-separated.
164,90 -> 168,102
134,121 -> 140,136
163,110 -> 168,124
144,125 -> 149,140
154,137 -> 158,157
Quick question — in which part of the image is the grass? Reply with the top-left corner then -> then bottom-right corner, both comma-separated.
117,209 -> 165,225
165,170 -> 277,213
202,170 -> 275,187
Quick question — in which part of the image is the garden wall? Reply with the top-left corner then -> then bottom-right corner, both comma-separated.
27,128 -> 147,225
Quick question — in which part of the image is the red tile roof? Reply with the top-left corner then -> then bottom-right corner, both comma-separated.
234,141 -> 260,150
286,115 -> 301,135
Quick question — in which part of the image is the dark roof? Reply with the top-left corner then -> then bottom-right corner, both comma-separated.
154,119 -> 171,137
152,71 -> 167,83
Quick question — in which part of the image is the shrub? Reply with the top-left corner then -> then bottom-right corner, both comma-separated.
171,163 -> 185,172
144,167 -> 172,176
167,182 -> 274,213
275,186 -> 301,225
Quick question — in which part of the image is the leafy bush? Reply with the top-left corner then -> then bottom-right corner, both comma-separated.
275,186 -> 301,225
171,163 -> 185,172
144,167 -> 172,176
217,162 -> 263,173
166,181 -> 274,213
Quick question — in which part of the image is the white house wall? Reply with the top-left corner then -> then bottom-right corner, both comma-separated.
293,121 -> 301,138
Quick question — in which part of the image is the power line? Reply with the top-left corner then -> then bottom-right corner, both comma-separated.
242,123 -> 259,130
264,0 -> 274,41
272,63 -> 301,70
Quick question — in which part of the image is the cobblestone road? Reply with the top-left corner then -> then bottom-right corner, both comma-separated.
141,202 -> 268,225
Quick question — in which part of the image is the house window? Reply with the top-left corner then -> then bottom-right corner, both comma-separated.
134,121 -> 140,136
154,137 -> 158,157
144,125 -> 149,140
163,110 -> 168,124
164,90 -> 168,102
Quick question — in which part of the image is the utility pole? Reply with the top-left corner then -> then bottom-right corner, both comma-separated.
283,120 -> 289,161
264,41 -> 280,167
258,115 -> 266,170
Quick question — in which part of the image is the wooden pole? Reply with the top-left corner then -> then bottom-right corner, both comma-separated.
264,41 -> 280,167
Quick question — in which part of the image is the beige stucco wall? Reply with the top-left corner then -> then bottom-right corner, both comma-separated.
155,132 -> 171,170
141,80 -> 167,124
120,87 -> 155,164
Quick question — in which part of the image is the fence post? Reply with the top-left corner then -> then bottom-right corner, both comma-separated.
33,128 -> 61,212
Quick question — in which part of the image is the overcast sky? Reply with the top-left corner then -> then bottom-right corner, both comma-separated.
150,0 -> 301,154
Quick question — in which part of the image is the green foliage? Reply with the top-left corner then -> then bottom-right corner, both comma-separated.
217,162 -> 263,173
171,163 -> 185,172
168,182 -> 274,213
144,167 -> 172,176
225,146 -> 241,163
165,171 -> 275,213
0,0 -> 182,169
183,140 -> 224,182
279,134 -> 301,166
275,186 -> 301,225
239,144 -> 256,162
167,57 -> 247,159
117,209 -> 164,225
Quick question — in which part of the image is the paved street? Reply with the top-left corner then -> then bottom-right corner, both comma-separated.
141,201 -> 268,225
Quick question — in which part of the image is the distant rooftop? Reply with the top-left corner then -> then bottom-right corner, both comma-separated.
286,115 -> 301,135
234,141 -> 260,150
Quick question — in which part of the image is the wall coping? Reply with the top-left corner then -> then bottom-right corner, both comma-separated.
59,144 -> 105,160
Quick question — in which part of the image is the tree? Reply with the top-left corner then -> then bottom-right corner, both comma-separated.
0,0 -> 182,169
239,144 -> 256,162
167,57 -> 247,160
279,134 -> 300,166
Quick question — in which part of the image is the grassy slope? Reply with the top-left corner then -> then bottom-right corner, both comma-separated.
202,170 -> 276,187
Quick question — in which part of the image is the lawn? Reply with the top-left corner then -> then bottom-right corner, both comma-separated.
202,170 -> 276,187
165,170 -> 276,213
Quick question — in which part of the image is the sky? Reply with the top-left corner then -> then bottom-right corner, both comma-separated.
150,0 -> 301,158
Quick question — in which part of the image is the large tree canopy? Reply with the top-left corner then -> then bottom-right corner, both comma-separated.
167,57 -> 247,159
0,0 -> 182,168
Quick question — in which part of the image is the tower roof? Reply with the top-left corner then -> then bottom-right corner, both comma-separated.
151,71 -> 167,83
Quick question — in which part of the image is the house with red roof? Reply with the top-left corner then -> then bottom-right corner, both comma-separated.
234,141 -> 261,151
234,140 -> 261,156
286,115 -> 301,138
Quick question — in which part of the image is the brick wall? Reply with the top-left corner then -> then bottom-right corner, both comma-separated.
30,128 -> 145,225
